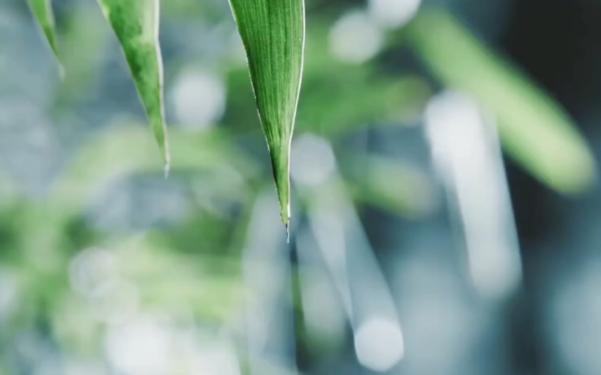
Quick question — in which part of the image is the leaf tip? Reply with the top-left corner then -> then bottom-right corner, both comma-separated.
268,141 -> 292,229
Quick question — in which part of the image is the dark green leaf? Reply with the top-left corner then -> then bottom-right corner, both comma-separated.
98,0 -> 171,170
229,0 -> 305,226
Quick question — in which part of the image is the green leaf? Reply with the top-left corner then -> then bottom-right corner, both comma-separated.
27,0 -> 62,69
97,0 -> 171,170
229,0 -> 306,226
347,156 -> 436,218
408,9 -> 597,194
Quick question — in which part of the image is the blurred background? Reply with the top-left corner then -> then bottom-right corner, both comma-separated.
1,0 -> 601,374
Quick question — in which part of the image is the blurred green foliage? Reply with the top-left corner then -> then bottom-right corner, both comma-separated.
2,1 -> 599,373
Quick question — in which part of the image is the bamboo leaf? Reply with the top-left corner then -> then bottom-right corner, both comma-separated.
97,0 -> 171,170
408,9 -> 597,194
27,0 -> 62,68
229,0 -> 306,227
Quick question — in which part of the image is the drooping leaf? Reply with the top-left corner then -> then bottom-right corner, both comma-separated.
229,0 -> 306,227
97,0 -> 171,170
408,9 -> 597,194
27,0 -> 62,68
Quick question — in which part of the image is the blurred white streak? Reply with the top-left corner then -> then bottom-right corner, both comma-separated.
171,69 -> 226,130
329,11 -> 384,64
393,252 -> 480,374
242,191 -> 298,374
425,91 -> 522,300
310,189 -> 405,372
293,135 -> 404,372
368,0 -> 421,29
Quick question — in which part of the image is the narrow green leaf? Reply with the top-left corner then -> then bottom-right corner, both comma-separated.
229,0 -> 306,227
97,0 -> 171,170
408,9 -> 597,194
27,0 -> 62,68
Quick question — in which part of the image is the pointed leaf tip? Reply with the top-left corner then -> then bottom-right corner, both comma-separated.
229,0 -> 305,226
269,142 -> 291,226
98,0 -> 171,166
28,0 -> 62,69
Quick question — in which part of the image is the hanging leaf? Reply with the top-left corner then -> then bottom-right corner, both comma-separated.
27,0 -> 62,68
408,9 -> 597,194
97,0 -> 170,170
229,0 -> 306,227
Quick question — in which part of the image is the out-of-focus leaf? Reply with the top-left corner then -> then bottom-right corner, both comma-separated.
299,25 -> 429,134
300,70 -> 427,135
27,0 -> 62,68
347,156 -> 437,218
97,0 -> 171,170
53,124 -> 258,214
115,237 -> 244,321
408,9 -> 597,194
229,0 -> 306,226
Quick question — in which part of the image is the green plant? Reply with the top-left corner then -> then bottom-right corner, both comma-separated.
26,1 -> 597,226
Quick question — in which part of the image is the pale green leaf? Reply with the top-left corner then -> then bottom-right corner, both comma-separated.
97,0 -> 171,170
229,0 -> 306,226
408,9 -> 597,194
27,0 -> 62,69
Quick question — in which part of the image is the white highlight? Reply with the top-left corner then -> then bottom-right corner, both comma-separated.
368,0 -> 422,29
106,318 -> 171,375
425,91 -> 522,300
329,11 -> 384,64
354,317 -> 405,372
291,134 -> 337,187
301,155 -> 405,371
172,70 -> 226,130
